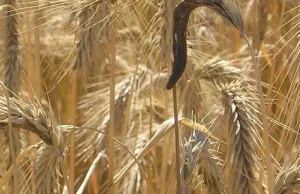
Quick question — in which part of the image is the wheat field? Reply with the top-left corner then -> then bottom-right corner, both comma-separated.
0,0 -> 299,193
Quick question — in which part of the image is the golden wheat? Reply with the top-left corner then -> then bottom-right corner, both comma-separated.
0,0 -> 299,193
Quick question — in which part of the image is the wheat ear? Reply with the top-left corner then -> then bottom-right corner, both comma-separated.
275,154 -> 300,194
198,147 -> 224,194
220,81 -> 260,194
73,4 -> 92,72
34,144 -> 59,194
3,0 -> 20,95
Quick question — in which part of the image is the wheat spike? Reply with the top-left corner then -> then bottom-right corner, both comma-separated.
220,81 -> 261,194
3,0 -> 20,95
179,129 -> 224,194
0,93 -> 71,148
198,147 -> 224,194
275,149 -> 300,194
73,6 -> 92,71
0,93 -> 71,193
196,57 -> 251,84
73,1 -> 111,75
76,67 -> 146,162
34,144 -> 59,194
180,130 -> 207,193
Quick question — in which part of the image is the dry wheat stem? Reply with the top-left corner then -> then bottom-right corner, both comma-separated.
0,0 -> 298,193
108,4 -> 117,193
242,33 -> 275,194
161,0 -> 175,72
253,0 -> 268,53
2,0 -> 22,191
0,128 -> 10,193
172,86 -> 182,194
76,151 -> 106,194
1,82 -> 18,193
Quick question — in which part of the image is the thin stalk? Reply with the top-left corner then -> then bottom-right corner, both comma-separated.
76,152 -> 106,194
108,7 -> 117,194
69,72 -> 77,194
267,0 -> 287,104
172,86 -> 181,193
33,4 -> 41,98
149,72 -> 153,138
1,83 -> 18,193
242,32 -> 274,194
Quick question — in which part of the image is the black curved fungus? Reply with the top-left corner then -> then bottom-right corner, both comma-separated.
166,3 -> 197,90
166,0 -> 244,90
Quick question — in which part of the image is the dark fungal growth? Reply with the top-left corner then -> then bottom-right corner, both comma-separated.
165,2 -> 197,90
166,0 -> 245,90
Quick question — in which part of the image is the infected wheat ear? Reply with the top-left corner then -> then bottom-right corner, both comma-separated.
166,0 -> 245,90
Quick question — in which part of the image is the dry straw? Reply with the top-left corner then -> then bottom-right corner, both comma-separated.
0,0 -> 298,194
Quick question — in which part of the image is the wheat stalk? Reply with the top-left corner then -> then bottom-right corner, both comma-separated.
253,0 -> 268,53
0,128 -> 11,193
160,0 -> 175,71
2,1 -> 23,192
